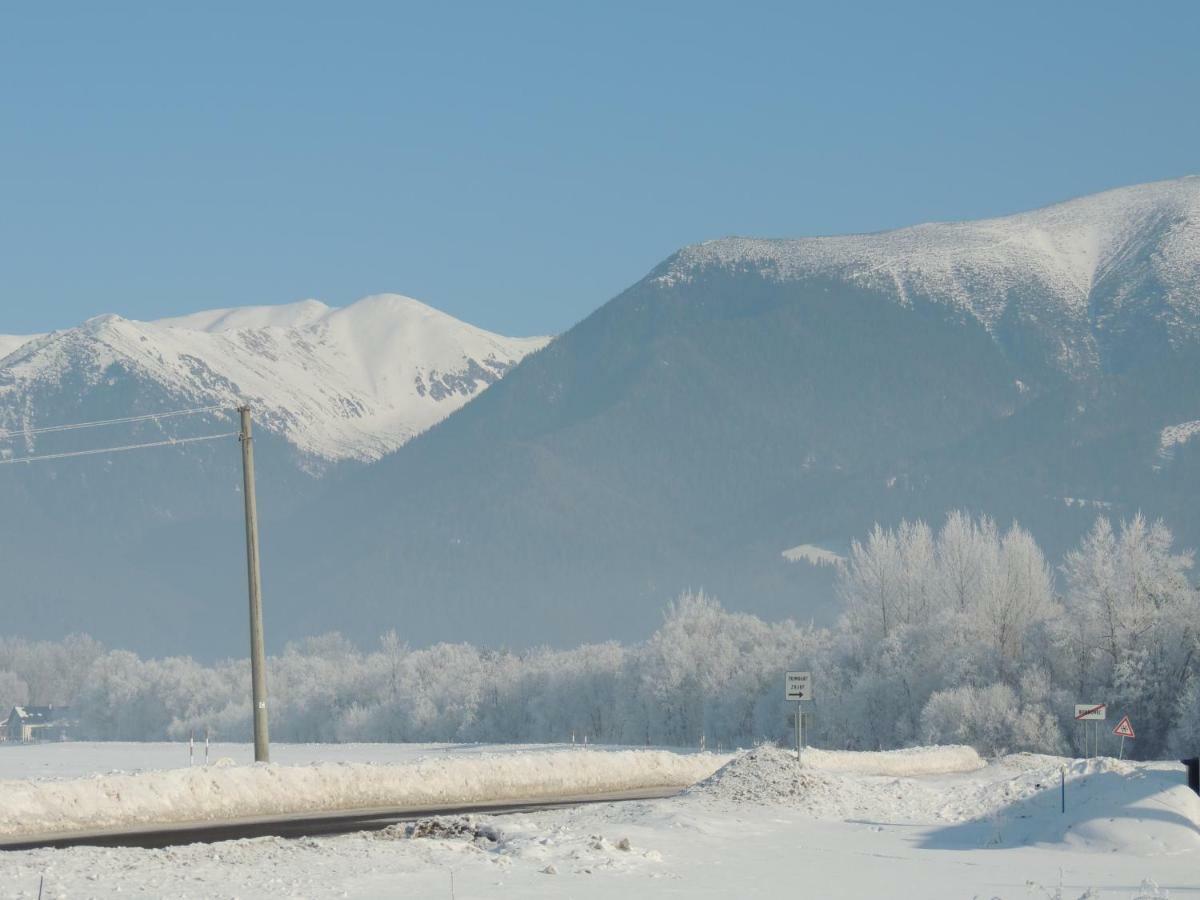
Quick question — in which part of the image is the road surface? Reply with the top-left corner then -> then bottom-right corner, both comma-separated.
0,785 -> 682,851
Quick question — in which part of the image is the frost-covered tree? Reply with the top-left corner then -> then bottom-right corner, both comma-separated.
0,669 -> 29,714
835,511 -> 1060,752
0,510 -> 1191,759
1061,514 -> 1197,755
920,681 -> 1064,756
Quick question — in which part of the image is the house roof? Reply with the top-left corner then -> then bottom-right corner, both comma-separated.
8,705 -> 71,724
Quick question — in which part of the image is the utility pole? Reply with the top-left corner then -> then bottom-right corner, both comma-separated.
239,405 -> 270,763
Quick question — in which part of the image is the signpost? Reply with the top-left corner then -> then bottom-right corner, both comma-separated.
1074,703 -> 1106,758
1112,715 -> 1135,759
785,672 -> 812,764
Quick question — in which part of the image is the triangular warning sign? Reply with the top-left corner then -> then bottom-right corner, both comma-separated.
1113,715 -> 1135,738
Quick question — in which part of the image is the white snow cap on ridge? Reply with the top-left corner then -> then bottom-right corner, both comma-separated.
0,333 -> 44,362
0,293 -> 550,462
659,176 -> 1200,367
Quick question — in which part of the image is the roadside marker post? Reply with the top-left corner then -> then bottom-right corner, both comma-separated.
785,672 -> 812,765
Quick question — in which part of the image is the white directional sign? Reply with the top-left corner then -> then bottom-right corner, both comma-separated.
785,671 -> 813,701
1074,703 -> 1107,721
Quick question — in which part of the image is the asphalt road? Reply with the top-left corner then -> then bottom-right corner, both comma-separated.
0,785 -> 682,851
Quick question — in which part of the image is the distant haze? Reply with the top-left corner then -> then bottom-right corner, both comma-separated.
2,177 -> 1197,657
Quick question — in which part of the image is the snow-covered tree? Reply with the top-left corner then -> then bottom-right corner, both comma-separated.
1061,514 -> 1197,755
0,510 -> 1190,758
0,669 -> 29,714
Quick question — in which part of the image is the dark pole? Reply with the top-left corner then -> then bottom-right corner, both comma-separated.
1183,757 -> 1200,796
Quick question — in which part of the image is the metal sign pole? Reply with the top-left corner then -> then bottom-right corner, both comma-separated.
796,701 -> 803,765
785,671 -> 812,769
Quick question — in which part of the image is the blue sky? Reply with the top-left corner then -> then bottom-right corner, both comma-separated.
2,1 -> 1197,337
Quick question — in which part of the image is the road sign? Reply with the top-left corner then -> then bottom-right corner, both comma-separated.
785,671 -> 812,701
1074,703 -> 1106,721
1113,716 -> 1135,738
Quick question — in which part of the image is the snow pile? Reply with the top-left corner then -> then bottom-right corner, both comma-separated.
686,745 -> 981,817
953,757 -> 1200,855
690,748 -> 1200,856
0,749 -> 725,841
800,744 -> 983,776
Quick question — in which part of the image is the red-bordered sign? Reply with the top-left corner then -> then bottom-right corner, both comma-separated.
1112,715 -> 1135,739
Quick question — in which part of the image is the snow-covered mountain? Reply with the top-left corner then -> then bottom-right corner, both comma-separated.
0,333 -> 41,360
262,176 -> 1200,652
0,295 -> 549,462
3,176 -> 1198,657
660,176 -> 1200,375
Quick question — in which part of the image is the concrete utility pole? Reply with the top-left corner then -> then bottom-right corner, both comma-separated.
239,405 -> 270,763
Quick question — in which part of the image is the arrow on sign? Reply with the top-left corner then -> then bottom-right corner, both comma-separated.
1112,716 -> 1135,739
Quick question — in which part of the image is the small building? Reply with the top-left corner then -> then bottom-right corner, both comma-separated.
4,705 -> 74,743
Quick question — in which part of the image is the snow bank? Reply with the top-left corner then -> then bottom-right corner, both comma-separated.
800,744 -> 983,776
949,757 -> 1200,855
0,749 -> 726,841
690,747 -> 1200,857
686,745 -> 982,813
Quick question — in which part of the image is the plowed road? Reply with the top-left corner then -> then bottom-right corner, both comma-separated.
0,786 -> 681,851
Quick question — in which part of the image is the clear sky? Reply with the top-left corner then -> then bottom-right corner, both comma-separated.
2,1 -> 1197,337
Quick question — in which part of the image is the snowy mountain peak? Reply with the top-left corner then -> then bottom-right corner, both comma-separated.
156,298 -> 334,333
0,295 -> 551,463
658,176 -> 1200,372
0,332 -> 41,362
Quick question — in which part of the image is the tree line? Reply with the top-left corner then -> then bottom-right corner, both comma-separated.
1,511 -> 1196,759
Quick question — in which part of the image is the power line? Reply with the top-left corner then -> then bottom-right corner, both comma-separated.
0,405 -> 229,440
0,432 -> 239,465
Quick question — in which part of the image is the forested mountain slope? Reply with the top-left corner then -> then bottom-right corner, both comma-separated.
0,296 -> 546,652
2,178 -> 1198,656
272,177 -> 1200,649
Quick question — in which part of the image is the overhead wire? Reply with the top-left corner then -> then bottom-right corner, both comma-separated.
0,432 -> 240,466
0,405 -> 229,440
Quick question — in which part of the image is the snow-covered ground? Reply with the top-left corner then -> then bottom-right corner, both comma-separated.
1,743 -> 1198,898
0,746 -> 725,839
0,741 -> 572,782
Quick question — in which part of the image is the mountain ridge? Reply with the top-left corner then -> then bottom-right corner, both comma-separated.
261,175 -> 1200,650
0,294 -> 550,462
2,176 -> 1198,655
659,175 -> 1200,375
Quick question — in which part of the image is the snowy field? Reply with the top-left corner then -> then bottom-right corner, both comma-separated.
1,743 -> 1198,899
0,741 -> 577,782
